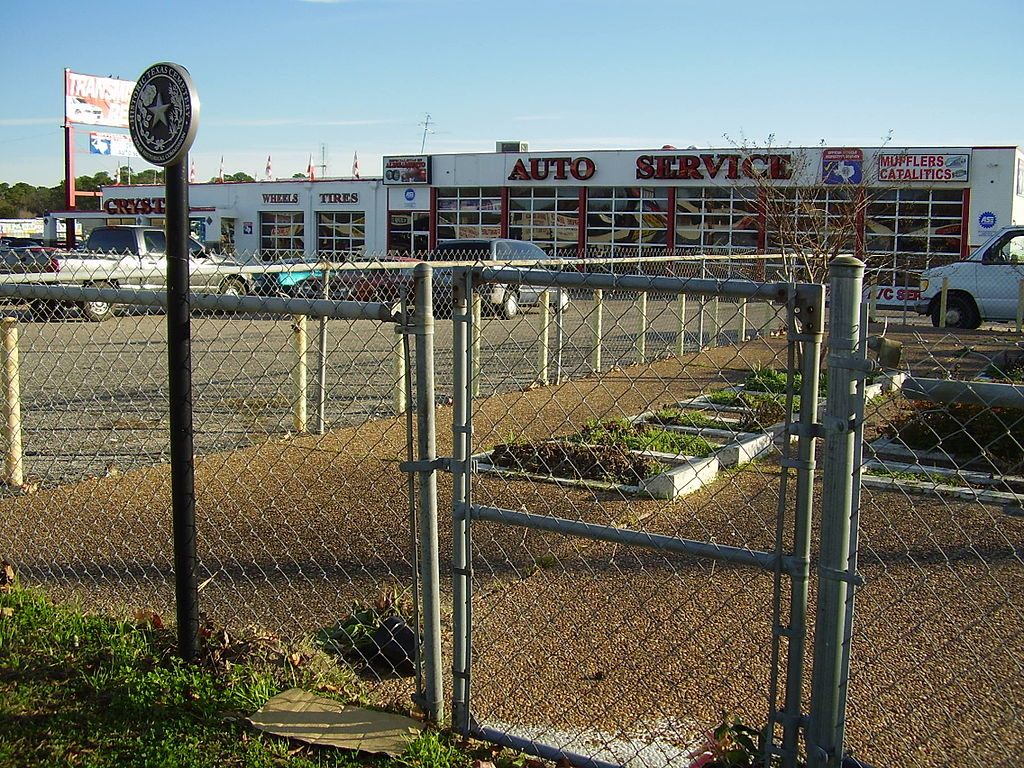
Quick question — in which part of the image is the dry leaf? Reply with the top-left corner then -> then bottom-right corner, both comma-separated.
0,560 -> 15,588
0,607 -> 13,618
472,761 -> 496,768
288,652 -> 304,667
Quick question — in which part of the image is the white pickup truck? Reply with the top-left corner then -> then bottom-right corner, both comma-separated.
915,226 -> 1024,329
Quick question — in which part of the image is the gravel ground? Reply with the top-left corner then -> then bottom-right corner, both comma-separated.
1,322 -> 1021,767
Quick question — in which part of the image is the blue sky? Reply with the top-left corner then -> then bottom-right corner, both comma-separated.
2,0 -> 1021,186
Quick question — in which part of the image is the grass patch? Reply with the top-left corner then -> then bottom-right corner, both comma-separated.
651,408 -> 740,431
570,418 -> 715,457
864,467 -> 968,487
489,441 -> 666,485
743,367 -> 800,394
0,583 -> 508,768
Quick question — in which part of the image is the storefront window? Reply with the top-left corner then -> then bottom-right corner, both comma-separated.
764,187 -> 858,255
585,187 -> 669,256
509,187 -> 580,256
388,212 -> 430,255
317,211 -> 366,257
675,187 -> 759,252
259,211 -> 304,261
864,188 -> 963,276
436,187 -> 503,240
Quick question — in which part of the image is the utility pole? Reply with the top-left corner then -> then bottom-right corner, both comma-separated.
419,113 -> 434,153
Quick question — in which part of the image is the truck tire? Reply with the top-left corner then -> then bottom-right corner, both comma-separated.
218,277 -> 248,297
931,294 -> 981,330
81,282 -> 115,322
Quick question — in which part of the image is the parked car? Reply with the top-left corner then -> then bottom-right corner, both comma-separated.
41,226 -> 321,320
342,240 -> 568,318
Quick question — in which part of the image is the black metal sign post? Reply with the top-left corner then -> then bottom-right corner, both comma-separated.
129,63 -> 201,661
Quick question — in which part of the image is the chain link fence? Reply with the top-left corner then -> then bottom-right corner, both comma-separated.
0,246 -> 1019,767
852,317 -> 1024,767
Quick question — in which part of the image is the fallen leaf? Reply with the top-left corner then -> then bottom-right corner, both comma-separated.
133,609 -> 164,629
0,607 -> 13,618
288,652 -> 304,667
472,761 -> 496,768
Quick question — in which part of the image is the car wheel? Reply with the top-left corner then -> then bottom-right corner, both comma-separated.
931,294 -> 980,329
81,282 -> 115,322
500,289 -> 519,320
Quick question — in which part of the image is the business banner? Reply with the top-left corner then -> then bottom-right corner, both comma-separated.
65,70 -> 135,128
877,153 -> 970,183
383,156 -> 431,185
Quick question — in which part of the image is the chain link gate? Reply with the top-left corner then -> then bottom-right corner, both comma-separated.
444,264 -> 828,767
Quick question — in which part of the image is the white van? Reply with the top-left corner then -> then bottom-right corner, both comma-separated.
916,226 -> 1024,329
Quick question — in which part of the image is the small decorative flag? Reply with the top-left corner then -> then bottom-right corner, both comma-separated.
307,154 -> 316,181
352,151 -> 360,180
266,155 -> 273,180
218,155 -> 225,183
189,158 -> 196,183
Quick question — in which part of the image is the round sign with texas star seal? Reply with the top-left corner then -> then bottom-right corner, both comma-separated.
128,62 -> 200,168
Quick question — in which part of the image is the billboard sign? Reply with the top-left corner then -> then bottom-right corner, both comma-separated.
65,70 -> 135,128
383,155 -> 431,185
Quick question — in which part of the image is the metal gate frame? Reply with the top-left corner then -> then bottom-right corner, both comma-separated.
447,264 -> 828,768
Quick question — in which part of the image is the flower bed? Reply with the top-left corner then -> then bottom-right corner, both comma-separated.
477,419 -> 728,500
865,397 -> 1024,505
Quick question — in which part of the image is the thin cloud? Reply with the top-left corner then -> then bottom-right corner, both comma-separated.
512,114 -> 566,123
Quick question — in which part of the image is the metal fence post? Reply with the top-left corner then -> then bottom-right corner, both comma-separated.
451,268 -> 473,734
592,288 -> 604,373
675,292 -> 687,355
412,263 -> 443,724
0,318 -> 23,487
635,291 -> 648,364
697,262 -> 707,351
315,270 -> 329,435
738,298 -> 748,343
1017,279 -> 1024,334
807,255 -> 865,768
537,290 -> 550,385
394,326 -> 408,414
472,293 -> 482,398
292,314 -> 307,433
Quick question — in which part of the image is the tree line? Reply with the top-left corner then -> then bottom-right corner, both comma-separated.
0,170 -> 257,218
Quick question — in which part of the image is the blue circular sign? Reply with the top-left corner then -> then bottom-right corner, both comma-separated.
404,188 -> 416,202
979,211 -> 997,229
